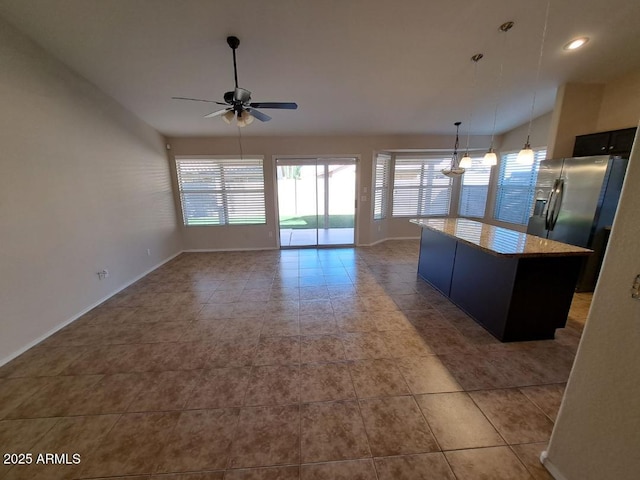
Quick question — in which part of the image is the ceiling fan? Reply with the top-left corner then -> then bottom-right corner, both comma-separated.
172,36 -> 298,127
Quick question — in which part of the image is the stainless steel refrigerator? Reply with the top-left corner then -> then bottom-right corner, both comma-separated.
527,155 -> 628,291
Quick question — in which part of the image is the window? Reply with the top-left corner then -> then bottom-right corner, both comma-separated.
373,153 -> 390,220
459,156 -> 491,218
175,157 -> 266,226
494,148 -> 546,225
392,156 -> 452,217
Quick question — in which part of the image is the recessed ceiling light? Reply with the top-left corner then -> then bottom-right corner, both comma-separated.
564,37 -> 589,50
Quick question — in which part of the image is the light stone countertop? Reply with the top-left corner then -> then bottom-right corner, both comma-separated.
410,218 -> 593,258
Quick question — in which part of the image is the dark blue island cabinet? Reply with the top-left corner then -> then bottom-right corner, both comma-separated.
413,218 -> 592,342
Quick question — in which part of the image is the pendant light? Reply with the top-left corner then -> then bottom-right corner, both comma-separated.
442,122 -> 464,177
517,0 -> 551,165
483,21 -> 514,166
460,53 -> 484,169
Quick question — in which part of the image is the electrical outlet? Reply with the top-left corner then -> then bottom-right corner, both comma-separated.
147,249 -> 151,256
268,231 -> 273,238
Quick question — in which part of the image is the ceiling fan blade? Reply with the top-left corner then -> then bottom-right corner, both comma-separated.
204,108 -> 231,118
247,108 -> 271,122
172,96 -> 227,105
249,102 -> 298,110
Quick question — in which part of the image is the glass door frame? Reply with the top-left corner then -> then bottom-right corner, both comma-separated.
274,155 -> 359,248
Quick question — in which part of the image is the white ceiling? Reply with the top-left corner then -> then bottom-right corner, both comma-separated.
1,0 -> 639,137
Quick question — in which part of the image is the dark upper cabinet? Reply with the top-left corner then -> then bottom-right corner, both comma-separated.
573,127 -> 637,157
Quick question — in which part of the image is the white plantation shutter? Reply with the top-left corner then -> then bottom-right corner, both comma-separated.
459,156 -> 491,218
175,157 -> 266,226
392,156 -> 453,217
373,153 -> 390,219
494,149 -> 546,225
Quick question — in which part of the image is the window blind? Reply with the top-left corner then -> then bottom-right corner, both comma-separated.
175,157 -> 266,226
494,149 -> 546,225
459,156 -> 491,218
392,156 -> 452,217
373,153 -> 390,220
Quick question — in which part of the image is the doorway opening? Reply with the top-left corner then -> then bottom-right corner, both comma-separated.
276,157 -> 356,247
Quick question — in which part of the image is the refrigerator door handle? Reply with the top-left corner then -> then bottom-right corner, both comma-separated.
549,179 -> 565,231
544,179 -> 558,230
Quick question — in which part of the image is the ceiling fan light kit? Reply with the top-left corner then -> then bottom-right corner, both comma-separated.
172,35 -> 298,128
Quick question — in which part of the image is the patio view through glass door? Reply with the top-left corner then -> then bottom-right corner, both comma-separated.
277,158 -> 356,247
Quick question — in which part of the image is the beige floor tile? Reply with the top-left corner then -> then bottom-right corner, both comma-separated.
127,370 -> 201,412
186,368 -> 250,409
208,338 -> 259,368
299,314 -> 338,335
359,396 -> 439,456
336,313 -> 379,333
374,452 -> 456,480
244,365 -> 300,406
470,389 -> 554,444
79,411 -> 180,477
439,353 -> 511,390
1,346 -> 88,378
261,316 -> 300,337
228,405 -> 300,469
299,362 -> 356,403
403,310 -> 452,330
0,377 -> 51,419
380,330 -> 434,357
395,356 -> 462,394
511,443 -> 554,480
254,337 -> 300,366
223,465 -> 299,479
370,311 -> 415,331
341,332 -> 390,360
445,446 -> 533,480
300,459 -> 377,480
300,335 -> 345,363
301,400 -> 371,462
156,409 -> 238,473
3,414 -> 119,480
0,417 -> 59,457
6,375 -> 103,418
519,384 -> 566,421
415,392 -> 505,450
348,359 -> 410,398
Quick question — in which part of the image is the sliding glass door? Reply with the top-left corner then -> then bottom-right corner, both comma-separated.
277,158 -> 356,247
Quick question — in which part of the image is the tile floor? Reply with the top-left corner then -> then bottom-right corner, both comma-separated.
0,240 -> 591,480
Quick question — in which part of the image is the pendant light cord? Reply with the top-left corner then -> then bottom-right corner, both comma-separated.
526,0 -> 551,143
489,27 -> 509,149
237,126 -> 244,160
465,54 -> 482,155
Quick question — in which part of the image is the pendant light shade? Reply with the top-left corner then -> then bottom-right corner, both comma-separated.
483,148 -> 498,166
459,154 -> 473,169
517,142 -> 535,165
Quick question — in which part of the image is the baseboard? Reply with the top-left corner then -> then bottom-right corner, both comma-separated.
540,451 -> 569,480
183,247 -> 279,252
359,236 -> 420,247
0,250 -> 183,368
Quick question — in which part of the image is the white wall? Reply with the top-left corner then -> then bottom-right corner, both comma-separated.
0,17 -> 182,363
167,133 -> 493,248
542,119 -> 640,480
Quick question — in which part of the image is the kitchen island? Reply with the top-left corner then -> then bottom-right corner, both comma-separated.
411,218 -> 592,342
